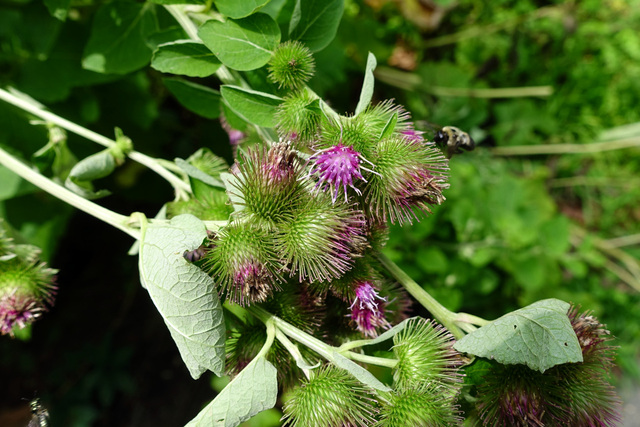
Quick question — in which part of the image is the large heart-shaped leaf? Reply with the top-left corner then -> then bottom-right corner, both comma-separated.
453,298 -> 582,373
138,214 -> 225,379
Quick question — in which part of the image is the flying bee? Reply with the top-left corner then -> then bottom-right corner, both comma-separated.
28,398 -> 49,427
433,126 -> 475,159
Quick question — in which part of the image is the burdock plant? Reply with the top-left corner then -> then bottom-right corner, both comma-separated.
0,4 -> 623,426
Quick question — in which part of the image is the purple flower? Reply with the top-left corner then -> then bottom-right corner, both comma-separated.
401,129 -> 425,144
0,292 -> 41,335
349,281 -> 390,337
309,144 -> 374,203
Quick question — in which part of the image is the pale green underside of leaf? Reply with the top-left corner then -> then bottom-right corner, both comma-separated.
331,352 -> 391,392
453,298 -> 583,373
355,52 -> 377,115
186,357 -> 278,427
220,85 -> 282,128
152,40 -> 221,77
138,214 -> 225,379
198,13 -> 280,71
288,0 -> 344,52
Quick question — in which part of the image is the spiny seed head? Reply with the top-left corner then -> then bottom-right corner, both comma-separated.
309,144 -> 373,203
268,41 -> 315,90
365,136 -> 449,224
375,386 -> 463,427
476,363 -> 564,427
275,197 -> 366,283
229,143 -> 305,225
275,91 -> 321,148
282,365 -> 377,427
568,305 -> 616,366
392,317 -> 463,395
0,254 -> 57,336
349,280 -> 390,337
204,222 -> 281,306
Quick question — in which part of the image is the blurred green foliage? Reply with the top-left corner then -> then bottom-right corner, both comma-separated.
329,0 -> 640,380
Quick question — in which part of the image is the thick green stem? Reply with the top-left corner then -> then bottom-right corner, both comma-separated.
377,253 -> 465,339
0,147 -> 140,240
0,88 -> 191,197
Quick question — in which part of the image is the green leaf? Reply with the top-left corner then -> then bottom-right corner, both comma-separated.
44,0 -> 71,21
175,158 -> 225,189
151,41 -> 221,77
453,299 -> 583,373
163,78 -> 221,119
198,13 -> 280,71
289,0 -> 344,52
0,166 -> 36,201
64,150 -> 115,199
355,52 -> 377,115
82,2 -> 158,74
220,85 -> 282,127
330,352 -> 391,392
186,357 -> 278,426
138,214 -> 226,379
214,0 -> 271,19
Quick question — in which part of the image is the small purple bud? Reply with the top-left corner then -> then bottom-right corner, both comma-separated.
349,281 -> 390,337
310,144 -> 373,203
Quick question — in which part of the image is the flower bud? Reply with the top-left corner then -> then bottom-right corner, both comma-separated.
204,222 -> 281,306
268,41 -> 315,90
365,135 -> 449,224
282,365 -> 377,427
375,386 -> 462,426
229,143 -> 304,225
275,91 -> 321,148
392,318 -> 463,396
0,245 -> 57,336
275,196 -> 366,283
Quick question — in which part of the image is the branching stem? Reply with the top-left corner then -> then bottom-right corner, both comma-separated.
0,88 -> 191,198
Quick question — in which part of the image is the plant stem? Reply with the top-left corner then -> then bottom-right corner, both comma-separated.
374,67 -> 553,98
256,318 -> 276,360
491,137 -> 640,156
377,253 -> 465,339
603,233 -> 640,248
0,147 -> 140,240
0,88 -> 191,197
248,306 -> 397,369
